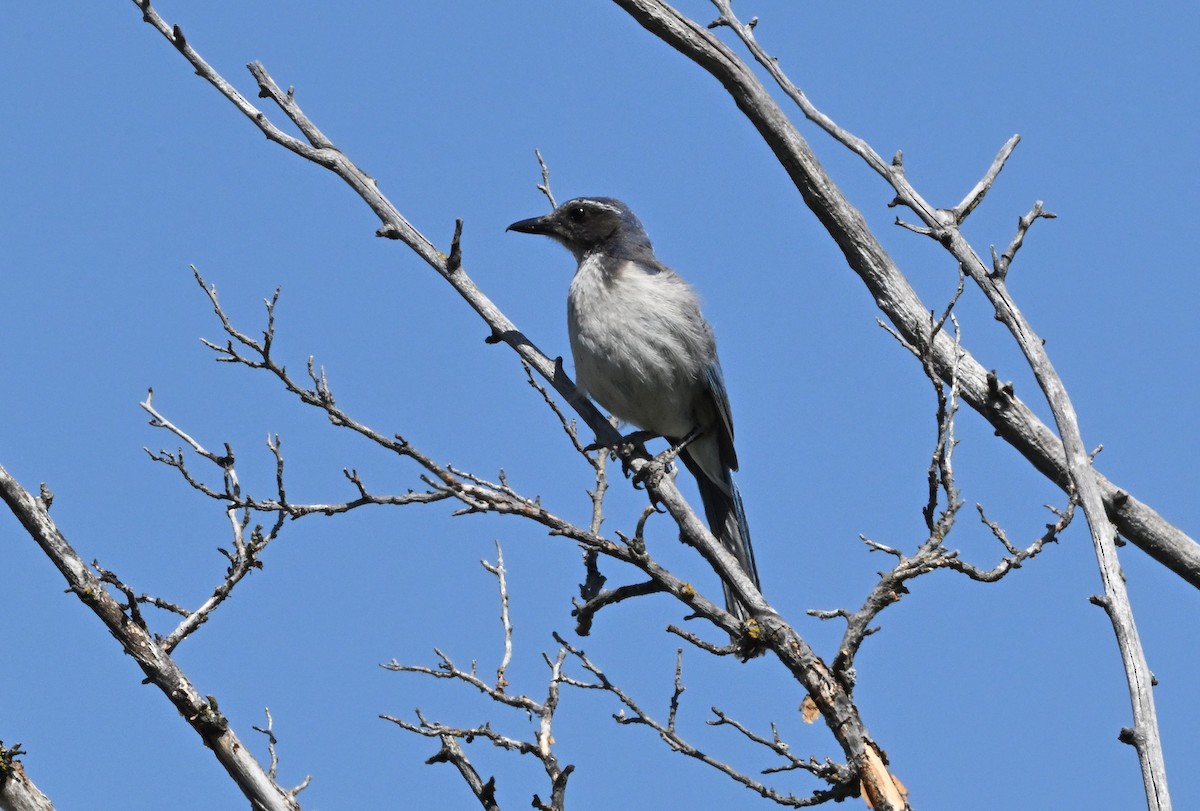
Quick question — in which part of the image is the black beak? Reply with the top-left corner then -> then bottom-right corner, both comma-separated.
506,214 -> 556,235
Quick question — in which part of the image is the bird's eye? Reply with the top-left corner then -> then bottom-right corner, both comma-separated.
568,206 -> 587,222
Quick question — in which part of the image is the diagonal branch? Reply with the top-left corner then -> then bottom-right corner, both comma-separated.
426,735 -> 500,811
130,0 -> 770,654
690,4 -> 1168,806
992,200 -> 1057,279
610,5 -> 1184,809
0,741 -> 54,811
124,2 -> 896,806
612,0 -> 1200,593
951,135 -> 1022,223
0,464 -> 300,811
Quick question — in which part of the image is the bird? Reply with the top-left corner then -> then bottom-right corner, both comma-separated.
507,197 -> 760,623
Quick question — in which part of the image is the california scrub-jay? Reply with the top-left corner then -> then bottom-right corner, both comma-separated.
508,197 -> 760,620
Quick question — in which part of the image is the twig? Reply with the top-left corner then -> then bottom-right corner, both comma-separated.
707,709 -> 849,782
951,500 -> 1075,582
141,389 -> 289,651
251,708 -> 312,798
952,135 -> 1022,223
426,735 -> 500,811
991,200 -> 1057,279
554,634 -> 856,806
816,306 -> 1071,686
534,149 -> 557,209
573,580 -> 667,636
481,542 -> 515,691
382,647 -> 575,810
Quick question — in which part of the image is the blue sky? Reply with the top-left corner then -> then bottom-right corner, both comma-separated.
2,2 -> 1198,809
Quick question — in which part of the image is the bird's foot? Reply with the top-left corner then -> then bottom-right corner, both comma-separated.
633,425 -> 705,488
585,430 -> 660,484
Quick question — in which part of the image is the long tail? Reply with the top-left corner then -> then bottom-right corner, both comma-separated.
681,453 -> 760,620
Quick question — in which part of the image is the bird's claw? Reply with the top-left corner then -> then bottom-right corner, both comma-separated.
583,429 -> 694,489
585,430 -> 662,482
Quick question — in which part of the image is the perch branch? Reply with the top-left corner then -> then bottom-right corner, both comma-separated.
621,3 -> 1172,805
608,0 -> 1200,595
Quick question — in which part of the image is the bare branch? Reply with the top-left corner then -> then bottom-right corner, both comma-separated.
0,741 -> 54,811
446,219 -> 464,275
814,308 -> 1070,688
0,464 -> 299,810
667,648 -> 685,733
573,580 -> 667,636
382,645 -> 574,809
522,362 -> 589,457
992,200 -> 1057,279
554,634 -> 855,807
666,623 -> 741,657
480,543 -> 515,691
384,708 -> 534,806
534,148 -> 557,210
948,500 -> 1075,582
617,4 -> 1173,804
604,0 -> 1200,595
251,708 -> 311,799
384,648 -> 539,713
707,709 -> 849,783
92,561 -> 149,632
951,134 -> 1022,223
425,735 -> 500,811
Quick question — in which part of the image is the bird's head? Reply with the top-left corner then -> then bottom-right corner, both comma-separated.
507,197 -> 651,261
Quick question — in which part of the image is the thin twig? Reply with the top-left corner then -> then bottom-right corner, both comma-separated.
382,646 -> 574,809
952,135 -> 1021,223
554,633 -> 856,806
992,200 -> 1057,279
535,149 -> 557,209
481,542 -> 515,691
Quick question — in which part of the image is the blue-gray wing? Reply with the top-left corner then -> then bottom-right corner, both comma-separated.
704,358 -> 739,472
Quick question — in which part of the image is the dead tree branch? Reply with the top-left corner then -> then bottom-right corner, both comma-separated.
124,2 -> 902,804
481,542 -> 515,691
812,309 -> 1073,687
618,3 -> 1174,806
554,634 -> 858,806
0,741 -> 54,811
0,465 -> 300,811
116,3 -> 1187,807
387,558 -> 858,808
382,616 -> 574,811
612,0 -> 1200,594
129,2 -> 776,655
